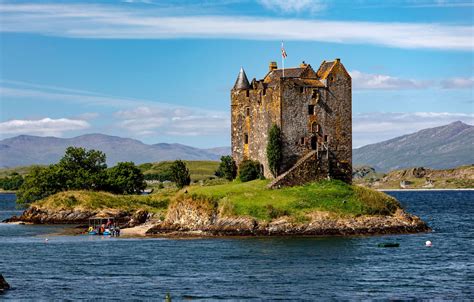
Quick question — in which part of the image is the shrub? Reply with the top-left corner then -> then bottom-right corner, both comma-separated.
215,155 -> 237,181
266,124 -> 282,177
170,160 -> 191,189
106,162 -> 146,194
238,160 -> 263,182
0,173 -> 24,190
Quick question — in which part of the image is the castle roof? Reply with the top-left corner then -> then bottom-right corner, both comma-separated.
233,67 -> 251,90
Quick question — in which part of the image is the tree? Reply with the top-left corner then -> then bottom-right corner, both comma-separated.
266,124 -> 282,177
16,165 -> 64,205
106,162 -> 146,194
238,160 -> 263,182
170,160 -> 191,189
215,156 -> 237,181
0,173 -> 24,191
57,147 -> 107,190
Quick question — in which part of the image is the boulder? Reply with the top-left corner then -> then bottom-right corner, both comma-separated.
128,210 -> 149,227
0,274 -> 10,293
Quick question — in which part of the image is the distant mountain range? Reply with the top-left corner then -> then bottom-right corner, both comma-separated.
0,134 -> 231,168
353,121 -> 474,172
1,121 -> 472,170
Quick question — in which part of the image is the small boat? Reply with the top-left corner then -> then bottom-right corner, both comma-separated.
87,218 -> 117,236
378,242 -> 400,248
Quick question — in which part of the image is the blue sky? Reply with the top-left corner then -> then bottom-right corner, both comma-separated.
0,0 -> 473,148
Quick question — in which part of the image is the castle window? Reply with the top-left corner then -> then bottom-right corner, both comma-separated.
300,87 -> 304,93
311,90 -> 318,99
311,122 -> 320,134
246,90 -> 250,97
263,88 -> 266,96
300,137 -> 305,145
244,134 -> 249,144
324,135 -> 329,142
246,107 -> 250,116
308,105 -> 315,115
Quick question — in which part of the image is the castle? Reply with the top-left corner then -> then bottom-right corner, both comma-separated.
231,59 -> 352,187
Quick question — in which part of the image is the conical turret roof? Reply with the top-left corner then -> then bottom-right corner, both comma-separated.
233,67 -> 250,90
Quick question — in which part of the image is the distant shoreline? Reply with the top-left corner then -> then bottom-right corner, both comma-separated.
379,188 -> 474,192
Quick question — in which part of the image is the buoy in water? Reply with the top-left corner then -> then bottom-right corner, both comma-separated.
425,240 -> 432,247
45,238 -> 49,242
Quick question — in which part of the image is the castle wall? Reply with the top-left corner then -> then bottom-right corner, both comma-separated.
231,86 -> 281,178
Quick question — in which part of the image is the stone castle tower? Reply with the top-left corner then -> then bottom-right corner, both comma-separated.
231,59 -> 352,187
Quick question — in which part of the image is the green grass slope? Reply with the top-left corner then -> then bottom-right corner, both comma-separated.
139,160 -> 219,181
187,179 -> 401,221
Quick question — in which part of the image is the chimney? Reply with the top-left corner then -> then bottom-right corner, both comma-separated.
269,61 -> 278,71
335,58 -> 340,63
300,61 -> 308,68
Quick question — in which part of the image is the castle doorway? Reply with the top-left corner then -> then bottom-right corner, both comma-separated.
311,136 -> 317,150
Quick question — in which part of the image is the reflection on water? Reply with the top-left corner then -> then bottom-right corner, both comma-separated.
0,191 -> 473,300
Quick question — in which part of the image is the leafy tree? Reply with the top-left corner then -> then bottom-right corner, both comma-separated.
215,155 -> 237,181
266,124 -> 282,177
106,162 -> 146,194
57,147 -> 107,190
0,173 -> 24,190
169,160 -> 191,189
238,160 -> 263,182
16,165 -> 64,205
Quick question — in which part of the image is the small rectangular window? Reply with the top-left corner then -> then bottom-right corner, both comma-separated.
244,134 -> 249,144
312,89 -> 318,99
246,107 -> 250,116
300,87 -> 304,93
246,90 -> 250,97
263,88 -> 266,96
300,137 -> 305,145
324,135 -> 329,142
308,105 -> 315,115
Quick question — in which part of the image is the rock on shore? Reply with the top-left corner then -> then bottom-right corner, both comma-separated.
0,274 -> 10,293
146,197 -> 430,237
3,205 -> 131,224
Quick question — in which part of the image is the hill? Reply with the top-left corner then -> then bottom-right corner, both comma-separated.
0,134 -> 230,168
353,121 -> 474,172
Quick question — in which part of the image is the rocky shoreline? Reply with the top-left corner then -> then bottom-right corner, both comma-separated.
3,198 -> 430,238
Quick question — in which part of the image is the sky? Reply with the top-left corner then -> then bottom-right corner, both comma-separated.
0,0 -> 473,148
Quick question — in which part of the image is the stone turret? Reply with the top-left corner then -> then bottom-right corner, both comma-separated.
233,67 -> 250,90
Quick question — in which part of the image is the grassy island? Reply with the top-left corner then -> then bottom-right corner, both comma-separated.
27,179 -> 401,223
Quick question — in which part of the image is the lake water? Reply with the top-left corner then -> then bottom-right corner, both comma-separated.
0,191 -> 473,300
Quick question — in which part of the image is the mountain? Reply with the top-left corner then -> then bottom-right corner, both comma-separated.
353,121 -> 474,172
0,134 -> 230,168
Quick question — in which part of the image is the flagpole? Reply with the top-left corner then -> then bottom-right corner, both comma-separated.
281,41 -> 285,78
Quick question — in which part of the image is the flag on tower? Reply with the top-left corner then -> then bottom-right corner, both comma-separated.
281,42 -> 287,58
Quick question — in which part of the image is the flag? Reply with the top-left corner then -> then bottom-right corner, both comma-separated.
281,42 -> 287,59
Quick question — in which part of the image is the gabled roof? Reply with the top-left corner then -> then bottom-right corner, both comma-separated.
316,61 -> 336,79
233,67 -> 251,90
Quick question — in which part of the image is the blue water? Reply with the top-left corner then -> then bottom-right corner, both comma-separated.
0,191 -> 473,300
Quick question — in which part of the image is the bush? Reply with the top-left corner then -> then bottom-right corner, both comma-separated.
106,162 -> 146,194
238,160 -> 263,182
170,160 -> 191,189
0,173 -> 24,190
215,155 -> 237,181
266,124 -> 282,177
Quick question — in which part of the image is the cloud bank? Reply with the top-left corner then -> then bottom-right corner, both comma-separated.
0,3 -> 472,50
0,118 -> 90,136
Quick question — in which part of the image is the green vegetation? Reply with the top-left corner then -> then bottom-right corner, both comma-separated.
238,160 -> 263,182
0,173 -> 24,191
106,162 -> 146,194
266,124 -> 282,177
188,179 -> 401,221
169,160 -> 191,189
139,160 -> 219,182
17,147 -> 145,204
34,190 -> 171,214
215,156 -> 237,181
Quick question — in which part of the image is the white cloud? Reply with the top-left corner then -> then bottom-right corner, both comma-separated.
353,112 -> 474,147
258,0 -> 326,14
115,106 -> 229,137
350,70 -> 474,90
440,77 -> 474,89
350,70 -> 429,90
0,118 -> 90,136
0,3 -> 472,51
